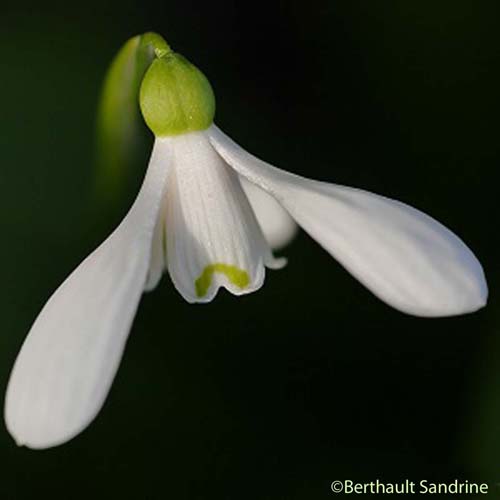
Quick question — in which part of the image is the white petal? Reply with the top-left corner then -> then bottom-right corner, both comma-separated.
240,176 -> 298,250
164,131 -> 274,303
5,138 -> 171,449
209,125 -> 487,317
144,195 -> 167,292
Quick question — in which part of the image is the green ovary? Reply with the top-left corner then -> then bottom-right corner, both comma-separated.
139,52 -> 215,137
195,264 -> 250,297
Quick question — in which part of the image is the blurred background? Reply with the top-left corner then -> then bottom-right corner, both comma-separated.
1,0 -> 500,498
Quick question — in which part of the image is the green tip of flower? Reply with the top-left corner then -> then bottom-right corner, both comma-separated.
140,32 -> 172,59
139,49 -> 216,137
95,32 -> 214,202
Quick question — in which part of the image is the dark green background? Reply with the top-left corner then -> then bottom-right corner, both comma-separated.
1,0 -> 499,498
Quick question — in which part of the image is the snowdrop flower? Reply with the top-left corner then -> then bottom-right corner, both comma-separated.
5,33 -> 487,449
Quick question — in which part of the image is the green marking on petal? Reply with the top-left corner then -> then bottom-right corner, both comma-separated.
195,264 -> 250,298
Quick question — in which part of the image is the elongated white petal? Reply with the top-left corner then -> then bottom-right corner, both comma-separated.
240,176 -> 298,250
144,195 -> 167,292
209,125 -> 487,317
5,138 -> 171,449
164,131 -> 276,303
